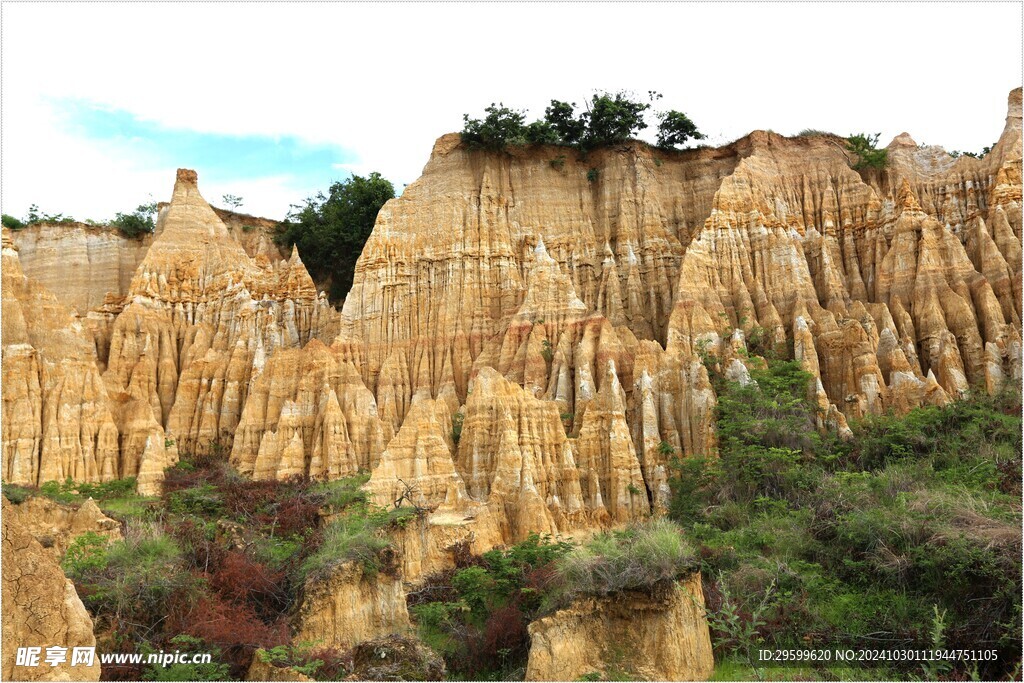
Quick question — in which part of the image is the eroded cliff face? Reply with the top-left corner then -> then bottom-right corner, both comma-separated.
335,89 -> 1021,546
2,170 -> 339,493
2,91 -> 1020,555
1,499 -> 101,682
8,209 -> 284,317
524,574 -> 714,681
292,561 -> 412,650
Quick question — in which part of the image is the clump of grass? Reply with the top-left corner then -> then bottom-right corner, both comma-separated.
298,505 -> 417,582
554,518 -> 696,601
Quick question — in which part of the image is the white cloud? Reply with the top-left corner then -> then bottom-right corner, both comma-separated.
2,3 -> 1021,220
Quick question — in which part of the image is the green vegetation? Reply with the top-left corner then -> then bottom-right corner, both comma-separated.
554,518 -> 696,601
4,476 -> 158,520
461,91 -> 703,154
111,202 -> 158,238
409,533 -> 574,679
541,338 -> 554,362
846,132 -> 889,170
587,168 -> 599,183
656,110 -> 705,148
668,353 -> 1022,680
2,214 -> 25,230
1,201 -> 157,237
45,447 -> 415,679
408,521 -> 696,679
451,411 -> 465,444
221,194 -> 244,212
298,503 -> 416,581
274,172 -> 395,303
795,128 -> 833,137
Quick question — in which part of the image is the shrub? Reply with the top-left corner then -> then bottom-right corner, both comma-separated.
656,110 -> 705,148
63,531 -> 111,575
178,595 -> 288,678
274,173 -> 394,303
297,511 -> 393,582
451,411 -> 464,444
796,128 -> 832,137
524,120 -> 560,145
2,214 -> 25,230
846,133 -> 888,170
587,168 -> 599,183
111,202 -> 157,238
544,100 -> 586,146
69,523 -> 203,640
460,103 -> 528,150
408,533 -> 571,678
554,518 -> 696,601
1,483 -> 30,503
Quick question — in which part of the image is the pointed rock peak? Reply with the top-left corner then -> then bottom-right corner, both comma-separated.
896,179 -> 922,213
175,168 -> 199,189
534,236 -> 553,262
149,168 -> 243,254
1008,87 -> 1022,120
888,132 -> 917,148
289,244 -> 302,264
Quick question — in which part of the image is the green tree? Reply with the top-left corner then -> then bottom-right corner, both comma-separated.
111,202 -> 158,238
579,91 -> 652,148
524,120 -> 560,145
656,110 -> 705,148
846,132 -> 888,170
460,103 -> 528,150
221,194 -> 244,212
544,100 -> 586,146
2,214 -> 25,230
275,173 -> 395,302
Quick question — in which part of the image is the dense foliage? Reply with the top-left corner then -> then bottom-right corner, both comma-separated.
7,445 -> 413,681
274,172 -> 395,303
461,90 -> 704,153
110,202 -> 158,238
668,354 -> 1022,680
846,132 -> 889,170
407,518 -> 696,680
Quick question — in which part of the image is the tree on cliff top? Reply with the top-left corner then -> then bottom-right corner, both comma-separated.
275,172 -> 395,303
460,91 -> 704,152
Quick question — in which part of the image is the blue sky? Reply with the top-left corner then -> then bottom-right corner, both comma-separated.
2,3 -> 1020,222
46,99 -> 361,218
62,99 -> 358,189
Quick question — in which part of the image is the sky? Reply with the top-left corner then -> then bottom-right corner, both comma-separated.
1,3 -> 1021,221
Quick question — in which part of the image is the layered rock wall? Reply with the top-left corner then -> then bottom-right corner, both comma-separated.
524,574 -> 714,681
1,499 -> 101,682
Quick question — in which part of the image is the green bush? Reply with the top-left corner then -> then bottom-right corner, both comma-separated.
462,91 -> 702,153
2,214 -> 25,230
796,128 -> 832,137
555,518 -> 696,600
297,504 -> 410,581
461,103 -> 528,150
656,110 -> 705,148
1,483 -> 30,504
63,531 -> 111,575
668,358 -> 1021,679
451,411 -> 464,444
67,523 -> 201,636
274,173 -> 394,303
111,203 -> 157,238
846,133 -> 888,170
